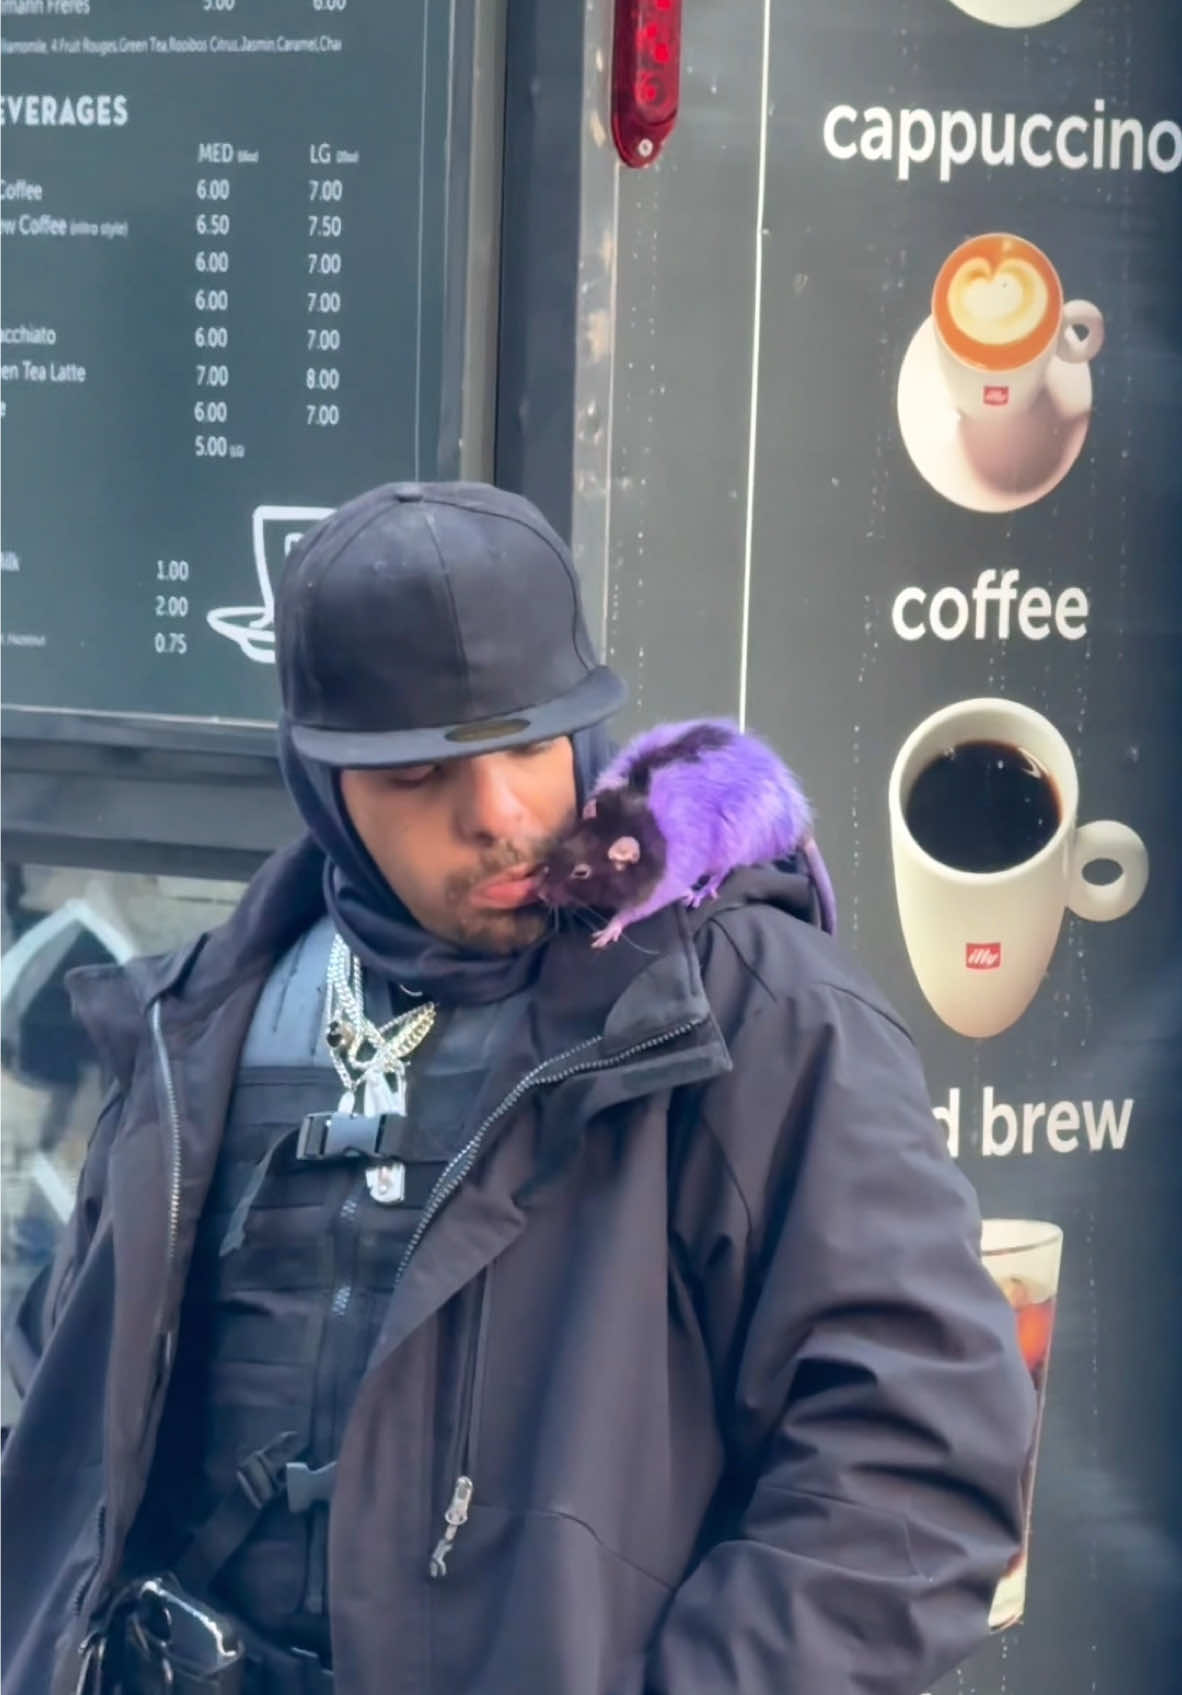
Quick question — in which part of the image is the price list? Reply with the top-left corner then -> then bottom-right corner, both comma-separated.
0,0 -> 452,723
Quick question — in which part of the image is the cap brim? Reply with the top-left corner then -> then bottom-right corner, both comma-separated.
289,665 -> 628,768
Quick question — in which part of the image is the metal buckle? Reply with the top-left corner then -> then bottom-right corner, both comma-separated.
365,1161 -> 407,1204
72,1632 -> 106,1695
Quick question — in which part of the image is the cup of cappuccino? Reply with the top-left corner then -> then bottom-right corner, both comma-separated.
931,234 -> 1104,422
889,699 -> 1148,1038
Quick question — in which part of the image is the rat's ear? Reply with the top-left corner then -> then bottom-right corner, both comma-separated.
582,798 -> 598,820
607,835 -> 641,867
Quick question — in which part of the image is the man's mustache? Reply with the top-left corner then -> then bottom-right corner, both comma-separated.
444,835 -> 566,905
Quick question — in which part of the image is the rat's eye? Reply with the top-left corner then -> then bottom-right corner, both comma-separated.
570,864 -> 592,880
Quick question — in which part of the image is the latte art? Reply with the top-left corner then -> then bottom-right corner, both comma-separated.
950,258 -> 1050,348
933,234 -> 1063,373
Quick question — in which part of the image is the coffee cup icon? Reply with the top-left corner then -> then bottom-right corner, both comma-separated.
932,234 -> 1103,424
888,699 -> 1148,1038
207,504 -> 333,664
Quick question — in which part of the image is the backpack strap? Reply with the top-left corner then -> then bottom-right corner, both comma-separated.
171,1430 -> 307,1593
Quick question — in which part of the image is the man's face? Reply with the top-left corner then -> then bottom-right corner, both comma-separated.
339,737 -> 578,953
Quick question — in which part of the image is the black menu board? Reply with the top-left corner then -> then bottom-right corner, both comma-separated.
1,0 -> 454,726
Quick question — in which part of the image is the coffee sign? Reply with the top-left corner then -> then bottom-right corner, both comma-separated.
740,1 -> 1180,1688
889,700 -> 1148,1039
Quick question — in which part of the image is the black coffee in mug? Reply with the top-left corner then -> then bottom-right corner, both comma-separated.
905,740 -> 1061,873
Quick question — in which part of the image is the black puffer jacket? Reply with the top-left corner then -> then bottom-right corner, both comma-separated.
2,837 -> 1034,1695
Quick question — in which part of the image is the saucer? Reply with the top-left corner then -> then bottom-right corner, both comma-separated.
946,0 -> 1083,25
896,317 -> 1093,515
206,605 -> 276,664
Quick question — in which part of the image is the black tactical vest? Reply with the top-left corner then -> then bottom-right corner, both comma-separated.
137,917 -> 528,1665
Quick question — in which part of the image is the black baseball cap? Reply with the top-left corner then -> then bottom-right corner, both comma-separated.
276,481 -> 627,767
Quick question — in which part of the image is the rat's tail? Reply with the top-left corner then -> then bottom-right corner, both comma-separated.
801,837 -> 838,936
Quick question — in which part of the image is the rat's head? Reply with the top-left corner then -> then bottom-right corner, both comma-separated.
538,785 -> 666,911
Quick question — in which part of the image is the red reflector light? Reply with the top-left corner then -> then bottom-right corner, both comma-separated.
612,0 -> 683,169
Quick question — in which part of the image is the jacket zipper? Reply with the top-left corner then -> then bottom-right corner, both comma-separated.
151,999 -> 184,1296
419,1018 -> 701,1576
70,1003 -> 183,1638
306,1179 -> 363,1615
429,1269 -> 493,1578
398,1022 -> 700,1290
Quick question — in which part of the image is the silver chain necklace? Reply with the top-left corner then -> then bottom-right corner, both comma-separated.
324,933 -> 437,1117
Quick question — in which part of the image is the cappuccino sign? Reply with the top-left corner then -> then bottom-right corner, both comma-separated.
897,231 -> 1103,513
739,1 -> 1180,1688
822,98 -> 1182,183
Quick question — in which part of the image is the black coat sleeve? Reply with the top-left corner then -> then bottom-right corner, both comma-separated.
615,969 -> 1036,1695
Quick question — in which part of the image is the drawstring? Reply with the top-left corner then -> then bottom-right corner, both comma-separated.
429,1268 -> 493,1578
219,1127 -> 299,1256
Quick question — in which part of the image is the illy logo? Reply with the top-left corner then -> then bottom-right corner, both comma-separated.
966,943 -> 1002,971
983,385 -> 1010,407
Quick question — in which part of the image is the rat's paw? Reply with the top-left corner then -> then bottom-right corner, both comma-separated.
592,918 -> 625,948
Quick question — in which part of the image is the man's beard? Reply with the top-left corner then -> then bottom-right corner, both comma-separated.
445,904 -> 551,954
438,838 -> 561,955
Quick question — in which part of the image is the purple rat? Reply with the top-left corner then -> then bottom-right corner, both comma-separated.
539,719 -> 837,946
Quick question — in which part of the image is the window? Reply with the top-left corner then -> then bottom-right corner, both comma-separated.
1,864 -> 245,1426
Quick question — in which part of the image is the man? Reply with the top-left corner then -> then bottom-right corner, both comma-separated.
3,482 -> 1034,1695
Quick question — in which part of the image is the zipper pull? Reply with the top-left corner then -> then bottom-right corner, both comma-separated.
429,1475 -> 474,1578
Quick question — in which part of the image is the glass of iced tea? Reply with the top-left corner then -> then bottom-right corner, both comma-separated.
981,1218 -> 1063,1630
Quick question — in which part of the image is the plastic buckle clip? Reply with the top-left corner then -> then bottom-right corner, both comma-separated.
284,1461 -> 338,1514
297,1110 -> 387,1162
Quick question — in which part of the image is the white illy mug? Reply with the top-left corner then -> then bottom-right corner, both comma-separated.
888,699 -> 1149,1039
932,233 -> 1104,423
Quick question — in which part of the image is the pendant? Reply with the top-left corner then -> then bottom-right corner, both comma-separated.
336,1087 -> 356,1115
365,1161 -> 407,1205
326,1019 -> 354,1053
362,1064 -> 407,1117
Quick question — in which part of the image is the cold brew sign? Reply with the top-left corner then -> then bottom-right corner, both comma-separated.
0,1 -> 452,726
746,1 -> 1181,1689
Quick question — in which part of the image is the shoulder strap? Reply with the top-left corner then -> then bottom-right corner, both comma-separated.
170,1431 -> 319,1592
